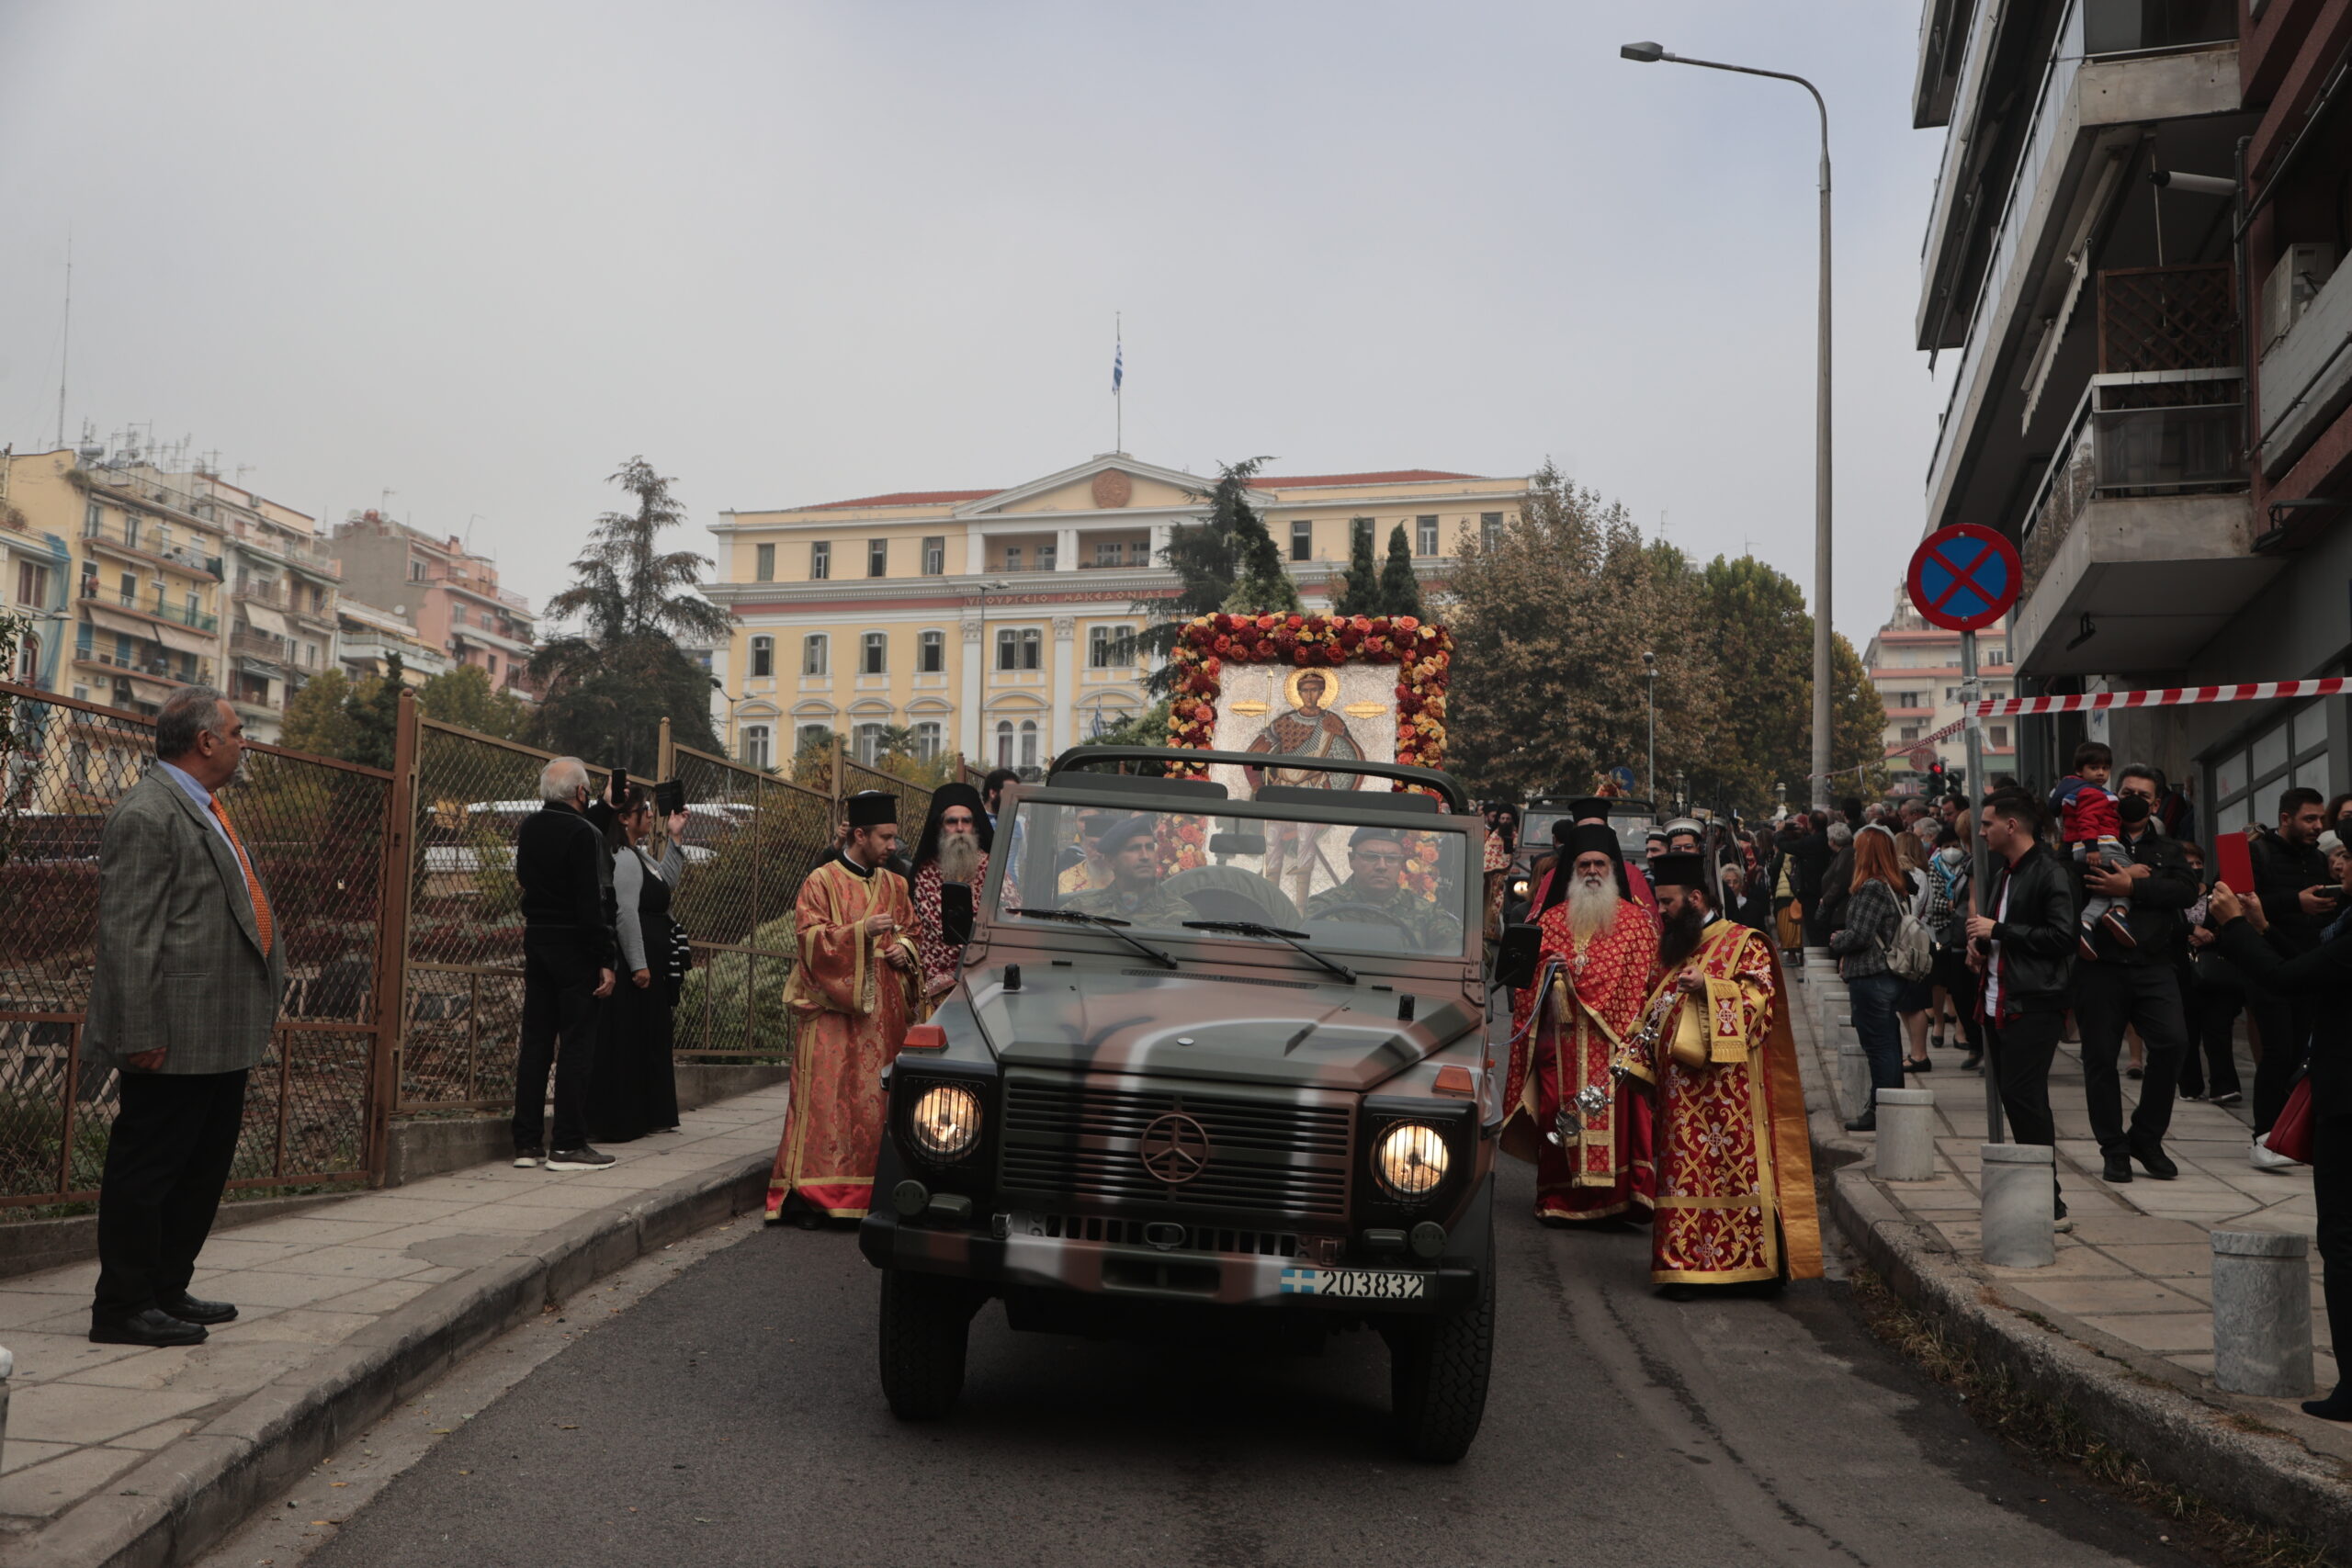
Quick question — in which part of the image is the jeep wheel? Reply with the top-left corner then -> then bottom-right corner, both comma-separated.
878,1268 -> 976,1420
1385,1242 -> 1494,1462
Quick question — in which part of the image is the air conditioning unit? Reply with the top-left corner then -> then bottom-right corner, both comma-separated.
2263,243 -> 2338,356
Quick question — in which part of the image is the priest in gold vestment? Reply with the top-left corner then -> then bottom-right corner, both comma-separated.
766,791 -> 921,1224
1619,853 -> 1822,1290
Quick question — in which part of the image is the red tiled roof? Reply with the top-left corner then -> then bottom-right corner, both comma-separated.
792,468 -> 1486,512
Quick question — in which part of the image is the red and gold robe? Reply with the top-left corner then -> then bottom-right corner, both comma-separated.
766,852 -> 921,1221
1621,919 -> 1823,1284
912,852 -> 989,1007
1503,898 -> 1659,1222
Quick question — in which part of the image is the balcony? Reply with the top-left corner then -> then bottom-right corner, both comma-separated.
78,580 -> 220,634
2013,364 -> 2269,676
80,516 -> 222,581
230,628 -> 288,666
2260,257 -> 2352,479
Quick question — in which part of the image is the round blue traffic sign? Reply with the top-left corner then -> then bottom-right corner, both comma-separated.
1906,524 -> 2020,633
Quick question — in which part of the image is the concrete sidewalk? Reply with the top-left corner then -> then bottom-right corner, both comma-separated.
0,1084 -> 787,1568
1795,964 -> 2352,1553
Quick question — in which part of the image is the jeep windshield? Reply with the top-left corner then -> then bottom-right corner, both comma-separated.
989,795 -> 1473,960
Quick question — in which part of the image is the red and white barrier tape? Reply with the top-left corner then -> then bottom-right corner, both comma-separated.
1967,677 -> 2352,719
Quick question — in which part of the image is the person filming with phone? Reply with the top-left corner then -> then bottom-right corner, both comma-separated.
2245,788 -> 2335,1169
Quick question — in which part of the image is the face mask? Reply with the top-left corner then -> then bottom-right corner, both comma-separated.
2118,795 -> 2153,825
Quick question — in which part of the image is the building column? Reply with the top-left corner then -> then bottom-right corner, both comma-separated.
1148,521 -> 1171,567
1056,526 -> 1079,572
1051,615 -> 1076,756
960,616 -> 985,762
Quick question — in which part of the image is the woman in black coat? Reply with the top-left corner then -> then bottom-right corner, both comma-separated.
586,793 -> 687,1143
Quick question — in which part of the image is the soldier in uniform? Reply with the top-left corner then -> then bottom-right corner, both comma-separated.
1064,816 -> 1195,928
1306,825 -> 1462,952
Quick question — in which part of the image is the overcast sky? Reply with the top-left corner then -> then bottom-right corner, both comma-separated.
0,1 -> 1950,643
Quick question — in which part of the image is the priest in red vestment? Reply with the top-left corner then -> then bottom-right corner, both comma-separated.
1619,853 -> 1823,1291
766,791 -> 921,1225
1504,825 -> 1660,1224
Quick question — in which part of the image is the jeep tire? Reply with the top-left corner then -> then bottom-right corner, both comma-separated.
1385,1238 -> 1494,1462
879,1267 -> 977,1420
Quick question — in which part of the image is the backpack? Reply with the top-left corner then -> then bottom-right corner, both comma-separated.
1921,856 -> 1967,948
1883,874 -> 1936,982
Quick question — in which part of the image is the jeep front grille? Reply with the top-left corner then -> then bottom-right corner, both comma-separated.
1005,1212 -> 1299,1258
998,1072 -> 1353,1219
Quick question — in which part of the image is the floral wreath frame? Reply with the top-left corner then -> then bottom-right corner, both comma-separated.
1153,611 -> 1453,881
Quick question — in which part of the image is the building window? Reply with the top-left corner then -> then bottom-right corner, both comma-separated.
996,626 -> 1041,671
1899,725 -> 1921,743
862,631 -> 888,674
854,722 -> 886,763
1480,512 -> 1503,548
17,561 -> 49,606
85,502 -> 101,533
15,630 -> 38,683
918,630 -> 944,673
913,720 -> 943,760
994,719 -> 1014,766
1990,725 -> 2010,750
123,516 -> 140,550
1984,646 -> 2007,665
1039,543 -> 1057,571
1416,515 -> 1438,556
2209,702 -> 2334,836
867,539 -> 888,578
802,634 -> 829,676
1088,625 -> 1133,668
1094,540 -> 1124,568
796,723 -> 828,756
1003,546 -> 1023,573
118,571 -> 135,608
750,635 -> 775,678
810,541 -> 831,581
741,725 -> 772,769
1290,520 -> 1313,562
410,558 -> 427,581
1020,719 -> 1039,770
754,543 -> 775,582
1351,517 -> 1374,553
922,536 -> 945,575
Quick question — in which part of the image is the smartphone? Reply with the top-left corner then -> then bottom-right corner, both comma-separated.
610,767 -> 631,807
2213,829 -> 2254,896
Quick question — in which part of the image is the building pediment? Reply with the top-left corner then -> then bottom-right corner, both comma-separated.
954,455 -> 1204,520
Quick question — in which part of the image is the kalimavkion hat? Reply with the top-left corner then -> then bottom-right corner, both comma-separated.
1566,824 -> 1621,863
846,791 -> 899,829
1650,852 -> 1706,891
1565,796 -> 1613,823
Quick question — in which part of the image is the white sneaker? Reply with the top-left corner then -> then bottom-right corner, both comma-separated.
2250,1135 -> 2300,1172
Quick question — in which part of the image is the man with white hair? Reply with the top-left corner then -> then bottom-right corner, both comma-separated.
514,756 -> 618,1171
1504,824 -> 1661,1224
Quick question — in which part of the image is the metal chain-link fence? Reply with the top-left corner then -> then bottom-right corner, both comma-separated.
0,681 -> 389,1213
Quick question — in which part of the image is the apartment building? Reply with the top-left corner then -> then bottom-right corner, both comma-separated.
0,449 -> 74,691
699,453 -> 1527,773
337,596 -> 448,685
1908,0 -> 2352,822
332,513 -> 537,698
195,474 -> 338,743
1862,592 -> 2017,790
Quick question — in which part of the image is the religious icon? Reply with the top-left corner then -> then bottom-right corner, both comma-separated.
1239,668 -> 1368,906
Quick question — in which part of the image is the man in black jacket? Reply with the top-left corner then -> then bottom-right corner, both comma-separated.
2248,787 -> 2334,1156
514,757 -> 618,1171
2076,765 -> 2198,1184
1792,811 -> 1832,945
1966,788 -> 2077,1223
2210,868 -> 2352,1421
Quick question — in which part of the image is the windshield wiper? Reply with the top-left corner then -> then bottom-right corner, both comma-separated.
1182,920 -> 1356,985
1008,907 -> 1179,970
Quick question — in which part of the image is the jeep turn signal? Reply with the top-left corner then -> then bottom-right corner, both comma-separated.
1432,1065 -> 1475,1098
902,1024 -> 947,1051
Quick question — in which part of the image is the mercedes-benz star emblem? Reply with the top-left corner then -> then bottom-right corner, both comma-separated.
1138,1112 -> 1209,1185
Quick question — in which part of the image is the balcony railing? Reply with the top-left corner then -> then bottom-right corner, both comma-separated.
2020,367 -> 2246,601
80,516 -> 222,580
230,628 -> 288,662
74,649 -> 209,685
78,580 -> 220,633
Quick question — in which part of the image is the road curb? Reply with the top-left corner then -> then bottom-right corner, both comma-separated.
11,1153 -> 772,1568
1791,984 -> 2352,1555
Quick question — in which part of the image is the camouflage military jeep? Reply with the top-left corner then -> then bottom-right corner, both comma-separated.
861,745 -> 1508,1462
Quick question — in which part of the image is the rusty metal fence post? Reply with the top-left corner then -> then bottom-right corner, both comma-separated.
364,689 -> 418,1183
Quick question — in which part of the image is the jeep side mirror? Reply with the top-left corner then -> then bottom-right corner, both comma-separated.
939,882 -> 974,946
1491,922 -> 1542,989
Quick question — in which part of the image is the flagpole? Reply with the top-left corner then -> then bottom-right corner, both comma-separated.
1114,311 -> 1123,454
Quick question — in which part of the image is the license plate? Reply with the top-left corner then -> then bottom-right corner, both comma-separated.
1279,1266 -> 1427,1301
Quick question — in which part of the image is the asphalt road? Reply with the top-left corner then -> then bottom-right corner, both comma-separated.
281,1160 -> 2201,1568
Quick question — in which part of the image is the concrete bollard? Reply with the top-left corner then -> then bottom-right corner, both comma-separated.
1838,1040 -> 1871,1120
1874,1088 -> 1938,1179
0,1343 -> 10,1472
2211,1231 -> 2315,1398
1980,1143 -> 2056,1268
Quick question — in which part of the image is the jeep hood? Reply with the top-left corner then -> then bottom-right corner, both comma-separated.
967,965 -> 1478,1090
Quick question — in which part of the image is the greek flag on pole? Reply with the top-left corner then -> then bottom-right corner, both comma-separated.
1112,340 -> 1123,395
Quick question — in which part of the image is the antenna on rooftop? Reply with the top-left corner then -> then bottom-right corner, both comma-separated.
54,233 -> 71,451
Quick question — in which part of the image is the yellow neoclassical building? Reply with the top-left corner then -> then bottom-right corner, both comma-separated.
700,454 -> 1529,773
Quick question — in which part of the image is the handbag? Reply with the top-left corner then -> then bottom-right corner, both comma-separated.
2267,1074 -> 2316,1165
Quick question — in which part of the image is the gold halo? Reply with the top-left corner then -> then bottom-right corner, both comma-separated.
1283,665 -> 1337,709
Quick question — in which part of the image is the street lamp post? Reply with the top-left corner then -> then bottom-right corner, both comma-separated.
1642,650 -> 1658,804
1623,40 -> 1834,808
975,577 -> 1012,767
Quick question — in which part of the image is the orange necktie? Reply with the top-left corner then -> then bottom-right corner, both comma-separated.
208,798 -> 274,955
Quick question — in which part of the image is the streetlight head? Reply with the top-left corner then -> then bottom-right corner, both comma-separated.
1621,40 -> 1666,62
1642,649 -> 1657,668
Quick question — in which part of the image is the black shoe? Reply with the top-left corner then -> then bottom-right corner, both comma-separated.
2077,932 -> 2100,962
514,1146 -> 546,1168
1930,1032 -> 1946,1052
546,1145 -> 616,1170
1961,1051 -> 1983,1072
160,1293 -> 237,1325
90,1307 -> 207,1348
2102,1151 -> 2134,1183
1905,1056 -> 1934,1073
2210,1089 -> 2244,1107
2126,1066 -> 2143,1080
1843,1112 -> 1877,1133
2130,1136 -> 2178,1180
2302,1385 -> 2352,1422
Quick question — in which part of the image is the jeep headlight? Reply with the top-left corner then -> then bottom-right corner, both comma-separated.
1374,1122 -> 1450,1201
910,1084 -> 982,1161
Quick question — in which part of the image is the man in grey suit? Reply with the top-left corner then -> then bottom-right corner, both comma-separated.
85,686 -> 285,1347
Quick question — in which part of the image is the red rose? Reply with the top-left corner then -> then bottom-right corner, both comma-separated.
1396,615 -> 1419,632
